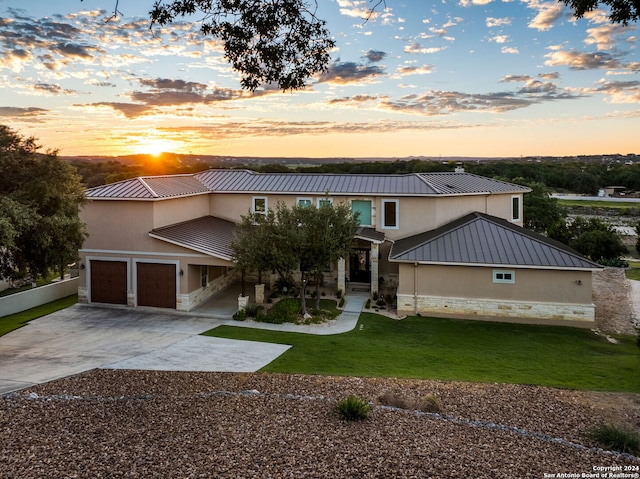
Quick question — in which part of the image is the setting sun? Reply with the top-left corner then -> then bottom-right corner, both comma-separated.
136,138 -> 179,157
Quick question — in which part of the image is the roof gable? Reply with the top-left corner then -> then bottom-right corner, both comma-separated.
86,175 -> 209,200
389,212 -> 602,270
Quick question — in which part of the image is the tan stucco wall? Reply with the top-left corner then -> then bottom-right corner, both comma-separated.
398,264 -> 593,304
395,263 -> 595,322
152,195 -> 210,228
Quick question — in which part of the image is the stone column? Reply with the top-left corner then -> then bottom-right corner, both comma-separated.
370,243 -> 379,296
255,283 -> 265,304
337,257 -> 346,296
238,294 -> 249,310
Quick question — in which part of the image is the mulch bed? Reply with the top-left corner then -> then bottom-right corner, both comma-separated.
1,370 -> 638,478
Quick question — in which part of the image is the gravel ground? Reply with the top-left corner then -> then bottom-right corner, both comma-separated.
1,370 -> 639,478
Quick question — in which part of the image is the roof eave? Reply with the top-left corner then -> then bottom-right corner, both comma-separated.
388,258 -> 602,271
148,233 -> 234,261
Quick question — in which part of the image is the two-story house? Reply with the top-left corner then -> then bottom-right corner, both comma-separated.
78,168 -> 601,326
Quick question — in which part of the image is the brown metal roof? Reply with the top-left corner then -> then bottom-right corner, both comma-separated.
389,212 -> 602,270
149,216 -> 236,260
355,227 -> 386,244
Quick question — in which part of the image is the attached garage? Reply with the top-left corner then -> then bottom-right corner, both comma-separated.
136,262 -> 177,309
90,260 -> 127,305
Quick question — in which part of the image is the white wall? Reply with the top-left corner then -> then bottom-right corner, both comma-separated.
0,278 -> 78,317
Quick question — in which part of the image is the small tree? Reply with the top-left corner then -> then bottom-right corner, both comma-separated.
549,216 -> 628,263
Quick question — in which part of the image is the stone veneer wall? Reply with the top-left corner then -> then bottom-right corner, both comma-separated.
397,294 -> 595,323
177,269 -> 240,312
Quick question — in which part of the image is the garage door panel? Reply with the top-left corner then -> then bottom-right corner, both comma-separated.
91,260 -> 127,305
137,263 -> 176,309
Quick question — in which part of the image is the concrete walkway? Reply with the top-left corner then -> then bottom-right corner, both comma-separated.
0,293 -> 367,395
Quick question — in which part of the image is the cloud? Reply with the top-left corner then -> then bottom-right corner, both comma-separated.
595,79 -> 640,103
33,82 -> 76,95
404,42 -> 447,54
315,61 -> 385,84
522,0 -> 565,31
364,50 -> 387,62
0,106 -> 48,117
395,64 -> 435,76
544,50 -> 622,69
336,0 -> 376,20
585,23 -> 630,50
500,75 -> 533,82
501,46 -> 519,54
326,95 -> 381,105
490,35 -> 509,44
486,17 -> 512,27
459,0 -> 494,6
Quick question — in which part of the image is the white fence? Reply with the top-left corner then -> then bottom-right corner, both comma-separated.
0,278 -> 78,317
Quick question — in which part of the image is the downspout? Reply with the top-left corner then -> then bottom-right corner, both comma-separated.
414,262 -> 418,315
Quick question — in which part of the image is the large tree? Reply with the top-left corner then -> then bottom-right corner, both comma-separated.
230,200 -> 358,315
0,126 -> 87,280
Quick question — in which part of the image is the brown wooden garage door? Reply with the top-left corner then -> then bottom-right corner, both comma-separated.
90,260 -> 127,305
137,263 -> 176,309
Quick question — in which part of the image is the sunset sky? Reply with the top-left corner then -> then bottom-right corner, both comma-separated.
0,0 -> 638,158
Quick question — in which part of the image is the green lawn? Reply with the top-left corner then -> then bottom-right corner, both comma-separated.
0,295 -> 77,336
557,199 -> 640,210
626,262 -> 640,280
204,313 -> 640,393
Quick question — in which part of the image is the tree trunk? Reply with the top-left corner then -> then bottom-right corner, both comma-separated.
315,271 -> 321,310
300,274 -> 308,316
241,268 -> 246,297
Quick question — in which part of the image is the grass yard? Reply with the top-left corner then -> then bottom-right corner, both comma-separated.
204,313 -> 640,393
626,262 -> 640,280
0,295 -> 77,337
556,199 -> 640,210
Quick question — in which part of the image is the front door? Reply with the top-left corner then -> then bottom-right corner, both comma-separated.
350,249 -> 370,283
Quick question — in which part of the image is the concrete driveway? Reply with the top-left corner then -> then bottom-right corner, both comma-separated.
0,304 -> 291,395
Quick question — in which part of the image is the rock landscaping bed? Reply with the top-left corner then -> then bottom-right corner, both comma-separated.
1,370 -> 638,478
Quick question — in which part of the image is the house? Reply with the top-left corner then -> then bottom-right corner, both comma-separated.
78,168 -> 601,326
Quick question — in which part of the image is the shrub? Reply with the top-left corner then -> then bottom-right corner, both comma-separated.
339,297 -> 345,308
586,423 -> 640,455
336,289 -> 342,299
365,299 -> 371,309
419,394 -> 442,413
378,390 -> 410,410
232,310 -> 246,321
335,395 -> 371,421
244,302 -> 262,318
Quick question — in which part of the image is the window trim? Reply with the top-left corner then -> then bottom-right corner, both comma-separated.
511,195 -> 521,223
296,197 -> 312,208
381,199 -> 399,230
316,197 -> 334,208
252,196 -> 268,216
493,269 -> 515,284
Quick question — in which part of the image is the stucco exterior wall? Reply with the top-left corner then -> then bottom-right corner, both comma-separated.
396,263 -> 595,322
152,195 -> 209,229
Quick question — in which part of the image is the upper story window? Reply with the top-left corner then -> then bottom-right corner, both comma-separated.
351,200 -> 372,226
297,197 -> 312,208
511,195 -> 521,222
252,196 -> 268,217
382,199 -> 399,229
317,197 -> 333,208
493,269 -> 515,284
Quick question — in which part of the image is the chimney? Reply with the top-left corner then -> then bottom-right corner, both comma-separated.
454,162 -> 464,173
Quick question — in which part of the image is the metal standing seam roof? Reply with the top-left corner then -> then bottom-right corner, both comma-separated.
86,169 -> 530,199
86,175 -> 210,199
148,216 -> 236,260
389,212 -> 602,270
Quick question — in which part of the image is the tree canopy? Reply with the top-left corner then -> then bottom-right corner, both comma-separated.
0,126 -> 87,280
148,0 -> 335,91
230,200 -> 358,314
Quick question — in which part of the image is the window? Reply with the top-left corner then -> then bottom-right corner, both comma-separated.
493,269 -> 515,284
317,197 -> 333,208
297,197 -> 312,208
252,196 -> 268,216
511,195 -> 521,222
200,265 -> 208,288
351,200 -> 372,226
382,199 -> 399,229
